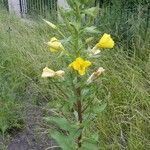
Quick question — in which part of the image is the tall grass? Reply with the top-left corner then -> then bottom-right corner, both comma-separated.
0,4 -> 150,150
95,0 -> 150,61
0,8 -> 55,134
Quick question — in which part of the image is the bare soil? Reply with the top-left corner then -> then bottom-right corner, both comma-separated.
0,104 -> 61,150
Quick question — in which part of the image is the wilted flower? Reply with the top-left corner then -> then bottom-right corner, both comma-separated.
69,57 -> 92,76
87,67 -> 105,84
96,33 -> 114,49
42,67 -> 65,78
89,46 -> 101,55
43,19 -> 57,29
47,37 -> 64,52
55,70 -> 65,77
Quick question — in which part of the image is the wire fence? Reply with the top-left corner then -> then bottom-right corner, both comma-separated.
1,0 -> 149,32
0,0 -> 57,17
1,0 -> 149,19
0,0 -> 149,34
25,0 -> 57,16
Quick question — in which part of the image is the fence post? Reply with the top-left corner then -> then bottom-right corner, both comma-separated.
57,0 -> 69,10
57,0 -> 69,21
20,0 -> 27,17
8,0 -> 21,17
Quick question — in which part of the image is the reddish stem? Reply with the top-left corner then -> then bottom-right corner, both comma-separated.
76,87 -> 82,148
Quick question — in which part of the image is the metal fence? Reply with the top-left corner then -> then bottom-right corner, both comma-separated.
0,0 -> 149,29
25,0 -> 57,16
0,0 -> 57,16
1,0 -> 149,19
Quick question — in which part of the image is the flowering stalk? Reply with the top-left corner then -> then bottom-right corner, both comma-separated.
41,0 -> 115,149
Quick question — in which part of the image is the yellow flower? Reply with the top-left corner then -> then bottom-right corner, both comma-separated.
69,57 -> 92,76
47,37 -> 64,52
96,33 -> 114,48
41,67 -> 65,78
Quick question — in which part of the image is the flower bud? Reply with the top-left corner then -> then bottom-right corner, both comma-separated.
41,67 -> 55,78
43,19 -> 57,29
47,37 -> 64,52
96,33 -> 115,49
41,67 -> 65,78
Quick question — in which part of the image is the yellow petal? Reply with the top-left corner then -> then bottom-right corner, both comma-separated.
78,69 -> 86,76
41,67 -> 55,78
48,41 -> 61,49
47,37 -> 64,52
69,62 -> 73,68
69,57 -> 92,76
50,37 -> 58,42
49,47 -> 58,52
84,60 -> 92,67
96,33 -> 115,48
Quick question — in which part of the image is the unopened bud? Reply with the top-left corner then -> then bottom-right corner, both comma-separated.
43,19 -> 57,29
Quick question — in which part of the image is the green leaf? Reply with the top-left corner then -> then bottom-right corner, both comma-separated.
66,0 -> 80,10
45,116 -> 75,131
69,22 -> 81,33
94,103 -> 107,114
91,133 -> 99,142
81,88 -> 90,97
65,0 -> 74,8
83,26 -> 100,34
50,130 -> 76,150
79,0 -> 90,4
0,117 -> 8,134
83,7 -> 99,17
61,36 -> 72,44
80,140 -> 99,150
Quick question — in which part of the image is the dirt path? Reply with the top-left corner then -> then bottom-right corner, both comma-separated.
0,105 -> 61,150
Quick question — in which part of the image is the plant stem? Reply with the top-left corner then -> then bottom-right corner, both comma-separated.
76,85 -> 82,148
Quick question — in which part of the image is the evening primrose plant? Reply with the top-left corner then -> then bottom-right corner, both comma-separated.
42,0 -> 114,149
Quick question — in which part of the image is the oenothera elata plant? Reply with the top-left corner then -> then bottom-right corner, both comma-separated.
42,0 -> 114,149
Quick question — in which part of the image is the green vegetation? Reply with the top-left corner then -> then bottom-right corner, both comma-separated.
0,8 -> 50,134
0,0 -> 150,149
